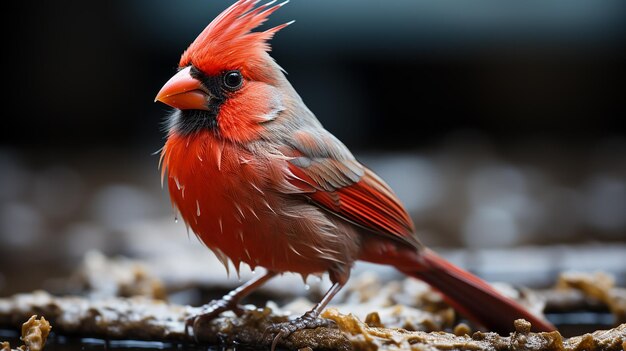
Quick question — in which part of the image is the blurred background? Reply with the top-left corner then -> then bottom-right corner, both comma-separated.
1,0 -> 625,298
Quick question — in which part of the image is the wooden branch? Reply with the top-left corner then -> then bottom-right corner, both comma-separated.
1,291 -> 624,351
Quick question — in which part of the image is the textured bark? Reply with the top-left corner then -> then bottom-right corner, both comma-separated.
0,292 -> 624,351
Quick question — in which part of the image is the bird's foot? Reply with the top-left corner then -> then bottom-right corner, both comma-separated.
265,311 -> 335,351
185,297 -> 244,340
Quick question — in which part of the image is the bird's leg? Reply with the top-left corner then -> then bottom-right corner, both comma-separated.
186,271 -> 277,338
267,281 -> 344,351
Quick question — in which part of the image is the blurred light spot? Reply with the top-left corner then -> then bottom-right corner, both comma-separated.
472,248 -> 555,286
468,165 -> 528,209
64,222 -> 110,258
541,187 -> 583,239
33,167 -> 84,220
0,152 -> 29,201
463,206 -> 519,248
362,155 -> 442,213
584,176 -> 626,232
0,203 -> 44,248
558,245 -> 626,276
466,164 -> 543,240
90,185 -> 160,231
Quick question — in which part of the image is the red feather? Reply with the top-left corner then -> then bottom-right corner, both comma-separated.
180,0 -> 291,79
288,164 -> 419,248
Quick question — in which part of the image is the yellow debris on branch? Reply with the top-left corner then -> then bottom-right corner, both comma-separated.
1,315 -> 51,351
322,308 -> 626,351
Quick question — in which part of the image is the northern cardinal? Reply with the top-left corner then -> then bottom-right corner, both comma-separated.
155,0 -> 555,344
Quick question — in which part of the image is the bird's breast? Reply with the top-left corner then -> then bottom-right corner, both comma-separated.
161,131 -> 355,275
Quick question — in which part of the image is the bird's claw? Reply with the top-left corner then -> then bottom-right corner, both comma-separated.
264,311 -> 335,351
184,298 -> 244,341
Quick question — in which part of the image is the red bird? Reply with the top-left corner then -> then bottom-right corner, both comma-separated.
155,0 -> 555,344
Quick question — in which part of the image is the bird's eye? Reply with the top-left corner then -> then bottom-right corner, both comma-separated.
223,70 -> 243,91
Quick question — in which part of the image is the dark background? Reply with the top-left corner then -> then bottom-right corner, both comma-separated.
1,0 -> 625,294
4,0 -> 625,150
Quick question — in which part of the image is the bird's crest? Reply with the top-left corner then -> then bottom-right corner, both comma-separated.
180,0 -> 292,78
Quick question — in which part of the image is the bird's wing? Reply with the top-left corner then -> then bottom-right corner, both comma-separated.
282,130 -> 419,248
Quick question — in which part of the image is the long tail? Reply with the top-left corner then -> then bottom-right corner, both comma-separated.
396,249 -> 556,334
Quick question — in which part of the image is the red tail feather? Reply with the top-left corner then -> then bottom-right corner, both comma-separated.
399,249 -> 556,334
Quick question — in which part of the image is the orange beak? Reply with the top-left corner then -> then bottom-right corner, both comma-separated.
155,66 -> 210,111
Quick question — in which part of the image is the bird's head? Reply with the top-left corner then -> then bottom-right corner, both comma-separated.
155,0 -> 293,143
